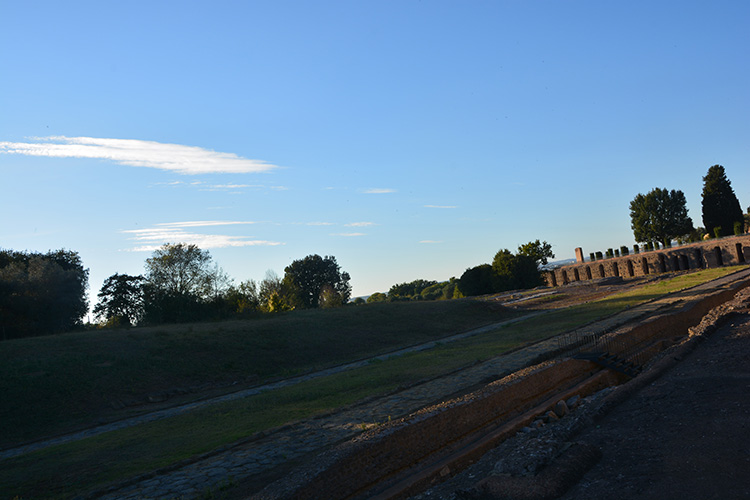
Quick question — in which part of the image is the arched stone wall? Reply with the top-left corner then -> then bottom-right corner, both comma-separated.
545,235 -> 750,287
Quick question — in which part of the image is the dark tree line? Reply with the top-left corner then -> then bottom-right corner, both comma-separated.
93,244 -> 352,327
361,240 -> 553,302
0,249 -> 89,339
458,240 -> 553,297
372,278 -> 461,302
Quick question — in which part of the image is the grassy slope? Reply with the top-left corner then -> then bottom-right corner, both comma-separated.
0,299 -> 519,448
0,267 -> 740,499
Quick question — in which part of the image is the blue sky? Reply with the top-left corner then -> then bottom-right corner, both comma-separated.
2,1 -> 749,312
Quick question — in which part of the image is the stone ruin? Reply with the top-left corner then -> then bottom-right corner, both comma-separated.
546,234 -> 750,287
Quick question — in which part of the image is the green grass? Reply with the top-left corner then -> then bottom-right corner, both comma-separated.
0,299 -> 520,448
0,267 -> 741,499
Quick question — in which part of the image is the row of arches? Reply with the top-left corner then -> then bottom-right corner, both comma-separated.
549,242 -> 747,287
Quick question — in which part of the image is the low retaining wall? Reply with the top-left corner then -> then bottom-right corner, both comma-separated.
254,273 -> 750,500
598,277 -> 750,360
546,235 -> 750,286
254,359 -> 616,500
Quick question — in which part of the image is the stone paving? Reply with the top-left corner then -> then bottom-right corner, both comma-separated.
88,268 -> 750,499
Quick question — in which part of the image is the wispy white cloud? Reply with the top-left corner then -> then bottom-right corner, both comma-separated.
0,136 -> 278,175
305,222 -> 335,226
332,232 -> 366,237
363,188 -> 396,194
122,221 -> 282,251
152,221 -> 258,228
204,183 -> 254,190
345,222 -> 376,227
424,205 -> 457,209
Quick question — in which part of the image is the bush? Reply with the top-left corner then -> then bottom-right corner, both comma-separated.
595,251 -> 603,260
633,244 -> 640,254
620,246 -> 629,256
734,221 -> 743,235
713,226 -> 723,239
589,253 -> 596,262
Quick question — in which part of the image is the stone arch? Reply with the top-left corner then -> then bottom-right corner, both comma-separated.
714,246 -> 724,267
585,266 -> 592,280
612,262 -> 620,277
679,254 -> 689,270
562,270 -> 569,285
598,264 -> 605,278
736,243 -> 746,263
641,257 -> 649,275
573,268 -> 580,281
627,260 -> 634,277
658,254 -> 666,273
694,248 -> 704,269
670,255 -> 679,271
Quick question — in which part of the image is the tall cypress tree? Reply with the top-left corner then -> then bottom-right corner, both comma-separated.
701,165 -> 743,237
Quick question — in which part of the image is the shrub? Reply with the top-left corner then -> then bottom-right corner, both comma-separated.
633,244 -> 640,254
713,226 -> 722,239
589,253 -> 596,262
734,221 -> 743,235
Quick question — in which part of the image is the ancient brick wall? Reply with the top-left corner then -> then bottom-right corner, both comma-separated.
546,234 -> 750,287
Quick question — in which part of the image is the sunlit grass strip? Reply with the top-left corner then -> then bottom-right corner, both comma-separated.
0,267 -> 740,499
0,300 -> 524,448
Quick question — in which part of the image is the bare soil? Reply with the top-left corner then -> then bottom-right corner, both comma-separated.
411,286 -> 750,500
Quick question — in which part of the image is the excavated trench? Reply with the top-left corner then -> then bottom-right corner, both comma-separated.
253,273 -> 750,500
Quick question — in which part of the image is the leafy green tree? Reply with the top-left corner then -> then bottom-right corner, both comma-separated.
93,273 -> 145,326
491,249 -> 517,291
388,279 -> 438,300
0,249 -> 89,338
701,165 -> 743,237
224,279 -> 260,314
366,292 -> 388,303
144,243 -> 214,297
267,290 -> 293,312
458,264 -> 495,296
258,270 -> 283,311
629,188 -> 694,246
511,254 -> 544,289
283,254 -> 351,309
492,249 -> 544,291
420,282 -> 445,301
141,243 -> 231,323
517,240 -> 555,266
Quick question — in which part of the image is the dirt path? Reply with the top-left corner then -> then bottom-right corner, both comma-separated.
558,302 -> 750,499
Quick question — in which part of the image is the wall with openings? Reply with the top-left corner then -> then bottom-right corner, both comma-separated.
545,234 -> 750,287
